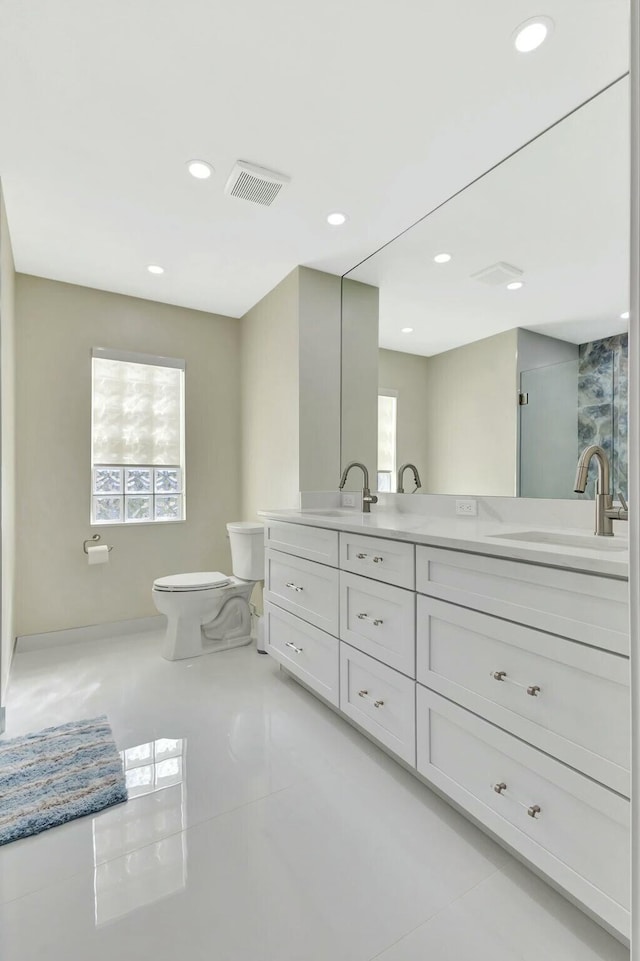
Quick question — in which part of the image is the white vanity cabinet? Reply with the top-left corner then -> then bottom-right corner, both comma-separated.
261,517 -> 630,940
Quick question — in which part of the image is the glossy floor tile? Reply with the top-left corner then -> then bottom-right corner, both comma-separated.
0,631 -> 630,960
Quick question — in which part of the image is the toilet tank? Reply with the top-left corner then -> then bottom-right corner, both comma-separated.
226,521 -> 265,580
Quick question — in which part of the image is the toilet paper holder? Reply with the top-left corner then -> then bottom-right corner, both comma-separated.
83,534 -> 114,554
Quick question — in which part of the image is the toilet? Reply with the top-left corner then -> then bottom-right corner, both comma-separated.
152,521 -> 264,661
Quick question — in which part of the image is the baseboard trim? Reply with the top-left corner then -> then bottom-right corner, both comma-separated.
16,615 -> 166,653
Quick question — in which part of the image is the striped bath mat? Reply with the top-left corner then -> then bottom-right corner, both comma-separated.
0,715 -> 127,845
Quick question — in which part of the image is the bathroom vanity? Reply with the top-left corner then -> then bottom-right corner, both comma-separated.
259,509 -> 630,941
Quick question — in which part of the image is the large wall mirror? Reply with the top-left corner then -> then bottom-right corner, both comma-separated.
341,77 -> 629,500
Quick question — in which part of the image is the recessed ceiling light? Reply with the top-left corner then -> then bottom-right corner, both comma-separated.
187,160 -> 213,179
506,281 -> 524,290
147,265 -> 165,275
513,16 -> 553,53
327,212 -> 348,226
433,253 -> 451,263
401,327 -> 414,334
620,311 -> 630,320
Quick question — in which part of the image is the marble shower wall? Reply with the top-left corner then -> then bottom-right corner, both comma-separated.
577,332 -> 628,498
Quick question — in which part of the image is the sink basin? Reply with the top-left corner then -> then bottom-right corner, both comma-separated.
489,530 -> 628,552
300,509 -> 357,517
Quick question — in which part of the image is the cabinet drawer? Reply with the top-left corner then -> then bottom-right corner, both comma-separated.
339,533 -> 415,589
264,521 -> 339,567
416,546 -> 629,655
417,597 -> 630,796
265,550 -> 339,636
340,644 -> 415,764
264,604 -> 339,707
340,572 -> 415,677
417,687 -> 630,937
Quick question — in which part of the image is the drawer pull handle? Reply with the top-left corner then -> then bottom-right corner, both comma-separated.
493,782 -> 542,819
285,641 -> 303,655
491,671 -> 541,697
357,689 -> 385,709
357,613 -> 384,626
373,556 -> 384,564
356,553 -> 368,559
285,582 -> 304,593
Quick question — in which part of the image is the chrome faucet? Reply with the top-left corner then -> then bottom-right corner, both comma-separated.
397,463 -> 422,494
574,445 -> 628,536
339,461 -> 378,513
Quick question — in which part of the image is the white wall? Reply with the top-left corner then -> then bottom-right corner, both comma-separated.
378,348 -> 430,488
0,181 -> 16,699
240,269 -> 300,521
15,275 -> 242,637
424,328 -> 519,496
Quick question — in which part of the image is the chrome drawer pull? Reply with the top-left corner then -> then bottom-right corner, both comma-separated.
492,782 -> 541,819
285,581 -> 304,593
357,689 -> 384,708
373,556 -> 383,564
356,553 -> 368,559
285,641 -> 303,655
491,671 -> 541,697
357,613 -> 384,626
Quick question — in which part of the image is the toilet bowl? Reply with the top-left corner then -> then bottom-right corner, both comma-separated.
152,521 -> 264,661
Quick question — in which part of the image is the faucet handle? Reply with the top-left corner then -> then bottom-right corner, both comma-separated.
618,492 -> 629,512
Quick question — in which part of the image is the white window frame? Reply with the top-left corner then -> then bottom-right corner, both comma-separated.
90,347 -> 186,526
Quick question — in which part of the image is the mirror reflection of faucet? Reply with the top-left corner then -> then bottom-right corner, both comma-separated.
339,462 -> 378,513
573,445 -> 629,536
397,463 -> 422,494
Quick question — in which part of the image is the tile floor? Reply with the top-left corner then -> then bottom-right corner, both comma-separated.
0,631 -> 629,961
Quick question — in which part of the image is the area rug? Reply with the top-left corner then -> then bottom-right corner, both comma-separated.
0,715 -> 127,845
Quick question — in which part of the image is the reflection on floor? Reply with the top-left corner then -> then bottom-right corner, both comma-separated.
0,630 -> 629,961
93,738 -> 187,925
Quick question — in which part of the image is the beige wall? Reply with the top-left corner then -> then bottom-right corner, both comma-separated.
341,278 -> 379,480
298,268 -> 342,492
424,329 -> 518,496
0,182 -> 16,698
378,349 -> 430,488
240,269 -> 300,522
15,276 -> 241,636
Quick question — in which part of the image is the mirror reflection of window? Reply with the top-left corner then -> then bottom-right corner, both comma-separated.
378,390 -> 397,492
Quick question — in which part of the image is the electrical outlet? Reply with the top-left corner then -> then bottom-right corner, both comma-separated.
455,499 -> 477,516
341,493 -> 356,508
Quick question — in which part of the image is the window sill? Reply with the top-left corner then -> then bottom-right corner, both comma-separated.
90,519 -> 187,529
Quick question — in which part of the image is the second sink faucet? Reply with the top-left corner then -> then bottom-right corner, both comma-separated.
573,445 -> 628,536
397,463 -> 422,494
339,462 -> 378,513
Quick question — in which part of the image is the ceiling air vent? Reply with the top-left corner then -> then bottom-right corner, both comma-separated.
471,262 -> 524,286
224,161 -> 290,206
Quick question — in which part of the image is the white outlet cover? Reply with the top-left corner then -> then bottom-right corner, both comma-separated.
455,499 -> 478,516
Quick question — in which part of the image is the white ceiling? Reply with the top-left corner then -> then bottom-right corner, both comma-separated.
348,78 -> 630,355
0,0 -> 630,318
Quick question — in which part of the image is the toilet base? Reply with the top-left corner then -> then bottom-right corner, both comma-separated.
160,590 -> 255,661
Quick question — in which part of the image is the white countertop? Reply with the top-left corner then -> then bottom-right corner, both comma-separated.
258,508 -> 629,579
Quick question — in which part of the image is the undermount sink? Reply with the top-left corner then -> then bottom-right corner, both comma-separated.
490,530 -> 628,552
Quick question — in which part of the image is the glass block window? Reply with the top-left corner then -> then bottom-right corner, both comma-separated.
91,349 -> 185,524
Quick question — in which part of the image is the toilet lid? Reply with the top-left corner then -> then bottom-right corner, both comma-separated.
153,571 -> 232,592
